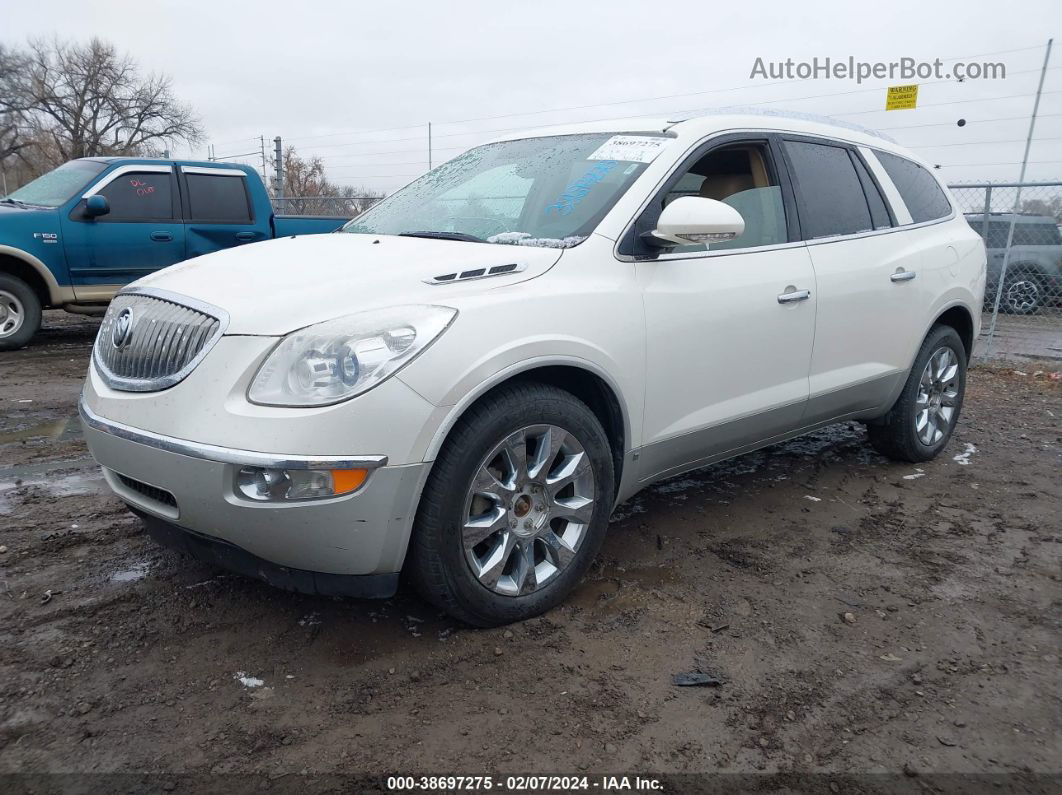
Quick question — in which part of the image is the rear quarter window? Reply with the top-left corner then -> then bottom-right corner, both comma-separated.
874,151 -> 952,224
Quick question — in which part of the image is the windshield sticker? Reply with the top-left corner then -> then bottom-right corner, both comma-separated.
545,160 -> 618,216
587,135 -> 669,163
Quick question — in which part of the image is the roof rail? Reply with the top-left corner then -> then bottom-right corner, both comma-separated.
668,107 -> 897,143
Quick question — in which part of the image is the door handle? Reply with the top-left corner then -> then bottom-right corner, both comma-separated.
891,269 -> 917,282
150,231 -> 173,242
777,288 -> 811,304
235,231 -> 257,241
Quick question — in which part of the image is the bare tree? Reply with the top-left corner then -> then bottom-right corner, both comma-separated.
0,45 -> 32,164
278,147 -> 383,217
9,37 -> 202,171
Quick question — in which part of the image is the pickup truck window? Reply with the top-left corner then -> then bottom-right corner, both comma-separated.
3,160 -> 107,207
98,171 -> 175,221
342,133 -> 667,248
186,173 -> 253,223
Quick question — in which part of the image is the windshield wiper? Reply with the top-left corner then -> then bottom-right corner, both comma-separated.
399,230 -> 485,243
0,198 -> 30,208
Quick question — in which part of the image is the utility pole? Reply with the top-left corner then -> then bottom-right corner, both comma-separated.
259,135 -> 268,186
427,122 -> 432,170
985,37 -> 1053,355
273,136 -> 284,213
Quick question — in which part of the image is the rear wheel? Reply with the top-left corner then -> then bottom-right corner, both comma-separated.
867,325 -> 967,463
407,382 -> 615,626
0,274 -> 42,351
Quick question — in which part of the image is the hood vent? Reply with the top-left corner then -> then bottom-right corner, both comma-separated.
425,262 -> 525,285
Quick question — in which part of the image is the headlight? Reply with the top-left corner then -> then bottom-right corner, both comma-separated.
248,305 -> 457,407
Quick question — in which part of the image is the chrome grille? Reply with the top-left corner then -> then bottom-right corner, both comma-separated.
93,289 -> 228,392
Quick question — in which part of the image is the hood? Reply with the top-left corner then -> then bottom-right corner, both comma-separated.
0,203 -> 56,230
0,204 -> 60,252
132,233 -> 564,335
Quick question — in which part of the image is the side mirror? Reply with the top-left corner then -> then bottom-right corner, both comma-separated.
84,195 -> 110,218
648,196 -> 745,247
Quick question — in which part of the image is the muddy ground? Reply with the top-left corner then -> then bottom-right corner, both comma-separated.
0,311 -> 1059,787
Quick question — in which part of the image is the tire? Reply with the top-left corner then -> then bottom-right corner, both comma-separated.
406,382 -> 616,627
1001,270 -> 1045,315
867,325 -> 967,463
0,274 -> 42,351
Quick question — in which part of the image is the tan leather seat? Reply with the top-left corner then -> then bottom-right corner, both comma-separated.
699,173 -> 755,201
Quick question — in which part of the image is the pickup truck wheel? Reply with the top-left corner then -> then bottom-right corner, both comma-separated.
0,275 -> 42,351
867,325 -> 967,463
407,382 -> 615,627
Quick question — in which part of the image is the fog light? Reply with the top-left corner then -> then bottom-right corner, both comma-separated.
236,466 -> 368,501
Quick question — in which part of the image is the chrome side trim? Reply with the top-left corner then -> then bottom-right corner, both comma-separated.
179,166 -> 247,177
611,127 -> 957,264
82,164 -> 173,198
79,398 -> 388,471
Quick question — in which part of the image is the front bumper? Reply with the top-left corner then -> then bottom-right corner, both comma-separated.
80,399 -> 431,580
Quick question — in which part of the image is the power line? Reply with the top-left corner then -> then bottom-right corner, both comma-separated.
280,43 -> 1051,147
878,112 -> 1062,131
907,136 -> 1062,149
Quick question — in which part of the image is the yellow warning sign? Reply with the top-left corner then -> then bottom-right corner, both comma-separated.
885,84 -> 919,111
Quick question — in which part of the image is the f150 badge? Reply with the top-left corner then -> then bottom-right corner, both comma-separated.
33,232 -> 58,244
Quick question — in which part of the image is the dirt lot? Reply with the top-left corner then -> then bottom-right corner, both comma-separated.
1,311 -> 1059,787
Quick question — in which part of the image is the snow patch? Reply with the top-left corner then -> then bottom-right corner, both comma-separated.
486,231 -> 587,249
804,495 -> 822,502
903,469 -> 926,480
953,443 -> 977,466
233,672 -> 264,688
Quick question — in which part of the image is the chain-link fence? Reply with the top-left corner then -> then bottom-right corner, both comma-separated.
948,181 -> 1062,363
273,195 -> 384,217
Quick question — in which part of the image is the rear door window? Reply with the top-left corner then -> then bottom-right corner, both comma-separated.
185,173 -> 253,223
873,151 -> 952,223
784,140 -> 874,239
97,171 -> 174,221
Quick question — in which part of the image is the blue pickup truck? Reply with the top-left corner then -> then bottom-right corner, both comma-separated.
0,158 -> 346,349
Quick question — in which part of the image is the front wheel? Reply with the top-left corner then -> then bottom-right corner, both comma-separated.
407,382 -> 615,626
1001,271 -> 1045,315
867,325 -> 967,463
0,274 -> 42,351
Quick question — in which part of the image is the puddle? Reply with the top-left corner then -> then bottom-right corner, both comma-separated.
111,562 -> 152,583
0,469 -> 105,513
0,418 -> 80,445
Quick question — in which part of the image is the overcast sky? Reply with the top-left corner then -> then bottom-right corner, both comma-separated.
3,0 -> 1060,195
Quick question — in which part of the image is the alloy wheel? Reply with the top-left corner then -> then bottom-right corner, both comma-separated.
462,424 -> 596,597
915,347 -> 961,446
1004,278 -> 1041,314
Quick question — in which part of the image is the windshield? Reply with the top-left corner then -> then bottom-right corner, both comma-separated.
4,160 -> 108,208
342,133 -> 671,247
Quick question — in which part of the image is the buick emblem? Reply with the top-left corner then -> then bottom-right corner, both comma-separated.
111,308 -> 135,349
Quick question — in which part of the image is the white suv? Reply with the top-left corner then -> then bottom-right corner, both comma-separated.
80,112 -> 987,625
